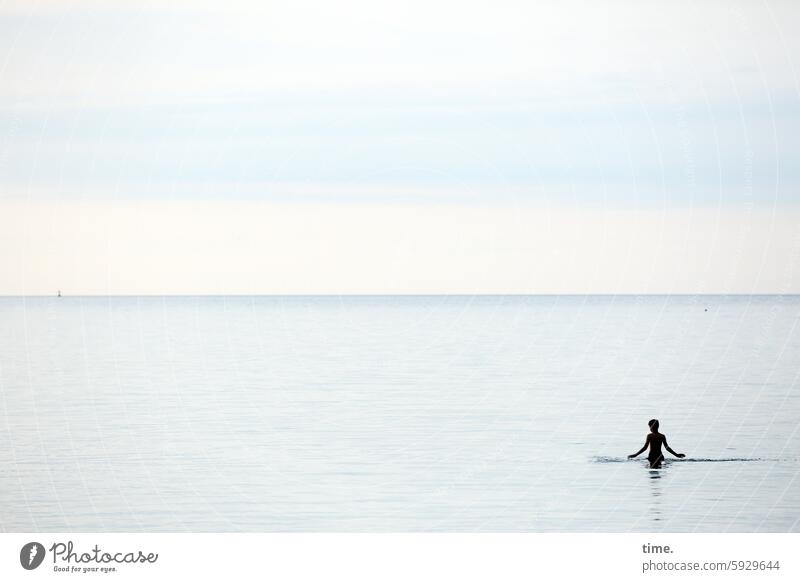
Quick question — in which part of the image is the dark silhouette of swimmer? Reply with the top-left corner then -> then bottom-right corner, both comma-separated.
628,419 -> 685,467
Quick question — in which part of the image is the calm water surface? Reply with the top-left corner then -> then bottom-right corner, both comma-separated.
1,295 -> 798,531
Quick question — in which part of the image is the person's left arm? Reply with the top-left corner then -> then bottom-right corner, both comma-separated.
628,434 -> 650,459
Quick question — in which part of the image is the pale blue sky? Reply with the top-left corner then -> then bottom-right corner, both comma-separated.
1,0 -> 799,293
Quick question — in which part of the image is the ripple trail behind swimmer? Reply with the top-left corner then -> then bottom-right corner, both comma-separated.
590,456 -> 792,463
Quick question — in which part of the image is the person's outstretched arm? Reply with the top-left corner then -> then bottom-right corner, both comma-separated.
628,434 -> 650,458
664,436 -> 685,458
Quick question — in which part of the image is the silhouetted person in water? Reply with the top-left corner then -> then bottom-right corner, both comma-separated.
628,419 -> 685,467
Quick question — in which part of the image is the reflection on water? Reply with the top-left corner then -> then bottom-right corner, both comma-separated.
648,469 -> 663,523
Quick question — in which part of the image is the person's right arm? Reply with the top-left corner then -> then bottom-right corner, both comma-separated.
663,436 -> 685,458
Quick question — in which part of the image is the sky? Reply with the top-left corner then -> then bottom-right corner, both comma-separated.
1,0 -> 799,294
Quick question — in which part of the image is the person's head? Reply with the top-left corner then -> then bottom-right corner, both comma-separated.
648,419 -> 659,433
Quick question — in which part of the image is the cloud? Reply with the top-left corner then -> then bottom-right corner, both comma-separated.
1,1 -> 799,292
2,200 -> 799,294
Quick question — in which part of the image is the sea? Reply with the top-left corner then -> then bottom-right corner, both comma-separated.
1,295 -> 798,532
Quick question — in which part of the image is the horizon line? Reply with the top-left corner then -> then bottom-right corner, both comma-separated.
2,293 -> 799,298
